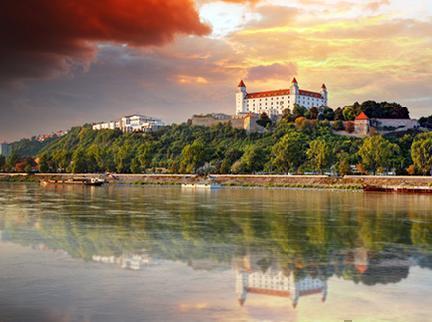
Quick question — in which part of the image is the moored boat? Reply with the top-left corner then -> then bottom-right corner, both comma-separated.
181,182 -> 221,190
40,177 -> 105,186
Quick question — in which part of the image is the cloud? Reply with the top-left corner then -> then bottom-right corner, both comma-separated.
0,0 -> 210,84
365,0 -> 390,11
247,63 -> 297,81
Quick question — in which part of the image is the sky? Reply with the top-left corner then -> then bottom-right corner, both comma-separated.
0,0 -> 431,141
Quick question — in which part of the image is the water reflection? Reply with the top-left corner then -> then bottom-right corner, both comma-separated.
1,183 -> 432,321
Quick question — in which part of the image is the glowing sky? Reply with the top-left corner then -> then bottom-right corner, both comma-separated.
0,0 -> 431,141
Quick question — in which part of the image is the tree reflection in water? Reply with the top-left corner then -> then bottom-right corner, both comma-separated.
1,183 -> 432,309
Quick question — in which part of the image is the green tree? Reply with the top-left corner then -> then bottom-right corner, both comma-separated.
332,120 -> 344,131
336,152 -> 351,175
334,107 -> 344,120
293,104 -> 307,118
180,140 -> 210,173
411,133 -> 432,175
70,148 -> 88,173
322,107 -> 335,121
234,145 -> 267,173
220,148 -> 243,174
0,155 -> 5,172
358,135 -> 400,174
271,131 -> 308,173
343,106 -> 356,121
6,151 -> 19,172
38,155 -> 50,173
256,113 -> 272,128
281,108 -> 293,122
307,139 -> 332,173
114,143 -> 136,173
137,143 -> 154,171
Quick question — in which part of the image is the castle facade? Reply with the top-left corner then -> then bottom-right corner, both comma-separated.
236,78 -> 328,116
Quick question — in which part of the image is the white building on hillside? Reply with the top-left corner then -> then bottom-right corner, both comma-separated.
0,143 -> 11,157
236,78 -> 328,116
92,120 -> 120,131
120,115 -> 165,133
93,114 -> 165,133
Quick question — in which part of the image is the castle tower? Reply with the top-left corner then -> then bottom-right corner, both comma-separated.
321,84 -> 328,106
289,77 -> 299,110
236,80 -> 248,115
236,271 -> 249,305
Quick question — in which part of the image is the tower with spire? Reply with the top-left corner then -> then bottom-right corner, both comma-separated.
236,80 -> 248,114
321,83 -> 328,103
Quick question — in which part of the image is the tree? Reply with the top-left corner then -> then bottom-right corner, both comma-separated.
235,145 -> 267,173
322,107 -> 335,121
336,152 -> 351,175
358,135 -> 400,174
419,115 -> 432,129
24,164 -> 33,174
334,107 -> 344,120
411,133 -> 432,175
343,106 -> 356,121
271,132 -> 308,173
307,139 -> 332,173
179,140 -> 210,173
137,143 -> 154,171
256,113 -> 272,128
293,104 -> 307,118
70,148 -> 89,173
281,108 -> 293,122
38,155 -> 50,173
332,120 -> 344,131
220,148 -> 243,174
0,155 -> 5,172
305,106 -> 319,120
6,151 -> 19,172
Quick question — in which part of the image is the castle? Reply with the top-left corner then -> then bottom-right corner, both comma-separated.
236,78 -> 328,116
234,254 -> 327,308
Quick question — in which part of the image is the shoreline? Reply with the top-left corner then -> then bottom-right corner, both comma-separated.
1,173 -> 432,193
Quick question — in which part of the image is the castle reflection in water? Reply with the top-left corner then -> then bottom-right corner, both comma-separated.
1,185 -> 432,315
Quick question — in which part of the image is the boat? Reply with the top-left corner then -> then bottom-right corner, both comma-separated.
40,177 -> 105,186
85,177 -> 106,186
181,182 -> 222,190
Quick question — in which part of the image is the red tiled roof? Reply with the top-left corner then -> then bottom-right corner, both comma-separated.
292,77 -> 298,84
299,90 -> 323,99
355,112 -> 369,120
356,264 -> 368,274
245,88 -> 323,99
238,80 -> 246,87
245,89 -> 290,99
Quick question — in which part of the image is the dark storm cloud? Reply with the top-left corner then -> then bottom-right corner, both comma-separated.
0,40 -> 240,141
0,0 -> 211,84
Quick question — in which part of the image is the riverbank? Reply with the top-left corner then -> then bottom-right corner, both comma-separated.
2,173 -> 432,192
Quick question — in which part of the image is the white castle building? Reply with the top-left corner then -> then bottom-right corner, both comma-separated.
236,268 -> 327,308
236,78 -> 328,116
93,114 -> 165,133
234,255 -> 327,308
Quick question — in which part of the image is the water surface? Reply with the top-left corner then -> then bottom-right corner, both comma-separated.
1,183 -> 432,322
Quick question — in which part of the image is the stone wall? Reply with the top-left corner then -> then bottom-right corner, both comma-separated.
190,113 -> 264,133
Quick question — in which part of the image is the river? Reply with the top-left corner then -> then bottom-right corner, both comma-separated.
1,183 -> 432,322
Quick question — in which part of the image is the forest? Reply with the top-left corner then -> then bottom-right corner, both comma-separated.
2,101 -> 432,175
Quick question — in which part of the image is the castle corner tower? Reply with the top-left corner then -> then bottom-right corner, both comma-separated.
236,80 -> 248,114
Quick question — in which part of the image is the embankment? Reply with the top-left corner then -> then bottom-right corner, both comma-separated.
1,173 -> 432,192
